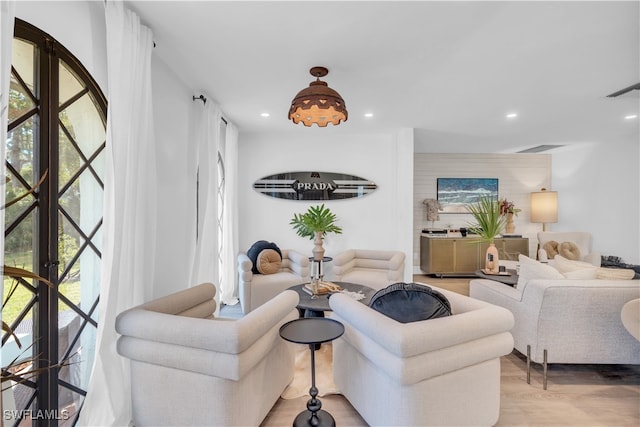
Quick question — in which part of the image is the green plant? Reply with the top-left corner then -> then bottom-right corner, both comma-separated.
466,196 -> 506,243
290,204 -> 342,239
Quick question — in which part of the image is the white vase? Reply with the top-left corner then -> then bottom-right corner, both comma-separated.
312,231 -> 325,261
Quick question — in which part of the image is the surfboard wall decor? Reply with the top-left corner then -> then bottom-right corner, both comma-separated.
253,171 -> 377,201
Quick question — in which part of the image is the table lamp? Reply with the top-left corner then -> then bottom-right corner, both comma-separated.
530,188 -> 558,231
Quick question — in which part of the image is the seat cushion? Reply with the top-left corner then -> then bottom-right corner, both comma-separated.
247,240 -> 282,274
368,282 -> 451,323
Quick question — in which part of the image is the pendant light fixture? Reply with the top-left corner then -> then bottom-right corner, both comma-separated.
288,66 -> 348,127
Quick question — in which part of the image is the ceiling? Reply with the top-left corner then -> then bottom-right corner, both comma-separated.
127,1 -> 639,153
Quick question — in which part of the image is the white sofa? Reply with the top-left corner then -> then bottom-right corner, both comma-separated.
329,285 -> 515,426
470,276 -> 640,389
116,283 -> 299,426
238,248 -> 309,314
332,249 -> 405,290
537,231 -> 601,266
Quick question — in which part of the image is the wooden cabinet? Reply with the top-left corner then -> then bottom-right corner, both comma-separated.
420,235 -> 528,276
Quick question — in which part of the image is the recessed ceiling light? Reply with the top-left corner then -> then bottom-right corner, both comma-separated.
364,113 -> 374,118
260,112 -> 270,117
506,113 -> 518,119
624,114 -> 638,120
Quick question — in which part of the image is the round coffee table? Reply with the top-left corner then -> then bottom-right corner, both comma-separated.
279,318 -> 344,427
288,282 -> 376,317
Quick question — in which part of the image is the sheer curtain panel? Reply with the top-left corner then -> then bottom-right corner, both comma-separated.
78,1 -> 157,425
221,123 -> 239,305
189,99 -> 221,310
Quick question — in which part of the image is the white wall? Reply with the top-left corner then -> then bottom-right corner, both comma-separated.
413,153 -> 552,272
552,136 -> 639,264
150,56 -> 199,298
238,129 -> 414,282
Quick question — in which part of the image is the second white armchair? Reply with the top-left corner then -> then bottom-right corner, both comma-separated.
333,249 -> 405,290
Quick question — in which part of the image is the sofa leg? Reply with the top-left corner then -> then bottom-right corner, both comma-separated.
526,345 -> 531,384
543,349 -> 548,390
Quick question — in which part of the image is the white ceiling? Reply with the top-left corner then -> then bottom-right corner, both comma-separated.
127,1 -> 640,153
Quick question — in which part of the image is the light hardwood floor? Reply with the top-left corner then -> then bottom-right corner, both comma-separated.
224,276 -> 640,426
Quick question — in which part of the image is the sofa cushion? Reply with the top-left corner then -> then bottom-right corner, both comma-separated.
552,255 -> 597,279
255,249 -> 282,274
247,240 -> 282,274
368,282 -> 451,323
558,241 -> 581,260
517,254 -> 564,288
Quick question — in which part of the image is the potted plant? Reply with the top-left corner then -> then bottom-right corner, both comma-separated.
466,196 -> 506,273
290,204 -> 342,261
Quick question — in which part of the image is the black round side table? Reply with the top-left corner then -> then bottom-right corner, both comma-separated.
279,317 -> 345,427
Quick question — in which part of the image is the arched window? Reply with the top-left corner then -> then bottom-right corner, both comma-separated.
4,19 -> 106,425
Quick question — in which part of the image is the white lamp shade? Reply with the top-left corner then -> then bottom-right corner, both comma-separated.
530,190 -> 558,223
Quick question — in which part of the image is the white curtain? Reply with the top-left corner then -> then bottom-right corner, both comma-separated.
0,0 -> 15,379
221,123 -> 239,305
189,99 -> 221,303
78,1 -> 156,425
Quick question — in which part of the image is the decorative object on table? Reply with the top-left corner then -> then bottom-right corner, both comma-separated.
499,197 -> 521,234
530,188 -> 558,231
253,171 -> 377,201
422,198 -> 442,228
290,204 -> 342,288
466,195 -> 506,274
437,177 -> 499,213
288,66 -> 348,127
279,318 -> 345,427
288,282 -> 375,318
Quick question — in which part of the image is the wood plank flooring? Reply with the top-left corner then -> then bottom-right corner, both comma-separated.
226,276 -> 640,426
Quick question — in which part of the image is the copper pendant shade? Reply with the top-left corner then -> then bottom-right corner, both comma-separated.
288,66 -> 348,127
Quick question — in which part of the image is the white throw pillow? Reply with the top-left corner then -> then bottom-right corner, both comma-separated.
553,255 -> 598,279
517,254 -> 564,288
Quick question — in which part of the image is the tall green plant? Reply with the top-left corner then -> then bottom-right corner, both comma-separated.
290,204 -> 342,239
466,196 -> 506,243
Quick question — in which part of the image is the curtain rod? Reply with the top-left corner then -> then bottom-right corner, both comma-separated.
192,95 -> 228,124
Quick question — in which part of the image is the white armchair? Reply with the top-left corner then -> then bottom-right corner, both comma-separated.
332,249 -> 405,290
537,231 -> 601,266
329,286 -> 515,426
116,283 -> 299,426
238,249 -> 309,314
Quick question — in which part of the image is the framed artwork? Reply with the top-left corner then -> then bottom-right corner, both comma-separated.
437,178 -> 499,213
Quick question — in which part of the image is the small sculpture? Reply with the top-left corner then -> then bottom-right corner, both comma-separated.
423,198 -> 442,228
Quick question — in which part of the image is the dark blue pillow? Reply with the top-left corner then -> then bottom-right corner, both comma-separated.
247,240 -> 282,274
368,282 -> 451,323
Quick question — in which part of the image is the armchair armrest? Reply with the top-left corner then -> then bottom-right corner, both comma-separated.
584,251 -> 601,267
538,248 -> 549,263
333,250 -> 356,277
282,249 -> 310,277
117,291 -> 299,380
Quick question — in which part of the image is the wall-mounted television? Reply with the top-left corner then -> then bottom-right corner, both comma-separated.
437,178 -> 499,213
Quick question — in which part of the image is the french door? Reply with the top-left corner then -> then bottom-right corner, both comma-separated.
3,19 -> 106,425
